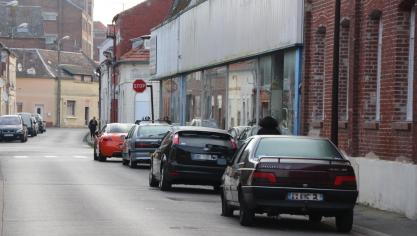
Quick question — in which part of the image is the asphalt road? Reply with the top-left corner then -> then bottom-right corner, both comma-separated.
0,128 -> 393,236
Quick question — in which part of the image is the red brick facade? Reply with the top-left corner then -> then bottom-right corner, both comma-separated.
303,0 -> 417,162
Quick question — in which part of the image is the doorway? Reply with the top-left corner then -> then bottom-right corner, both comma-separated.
85,107 -> 89,126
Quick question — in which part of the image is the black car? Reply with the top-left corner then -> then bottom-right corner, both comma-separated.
18,112 -> 37,137
122,123 -> 172,168
0,115 -> 28,142
33,114 -> 46,133
236,126 -> 259,147
149,126 -> 237,191
220,135 -> 358,232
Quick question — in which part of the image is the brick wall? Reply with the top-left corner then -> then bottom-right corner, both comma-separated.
303,0 -> 417,162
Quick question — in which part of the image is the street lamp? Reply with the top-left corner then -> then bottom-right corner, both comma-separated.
56,35 -> 71,127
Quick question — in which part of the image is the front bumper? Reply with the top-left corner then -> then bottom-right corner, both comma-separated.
241,186 -> 358,216
0,133 -> 23,140
166,162 -> 226,186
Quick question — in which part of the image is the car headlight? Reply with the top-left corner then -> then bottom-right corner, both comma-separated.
16,129 -> 23,133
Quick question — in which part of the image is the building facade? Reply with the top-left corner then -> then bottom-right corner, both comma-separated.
93,21 -> 107,62
0,0 -> 94,59
0,43 -> 17,115
12,48 -> 98,127
151,0 -> 304,133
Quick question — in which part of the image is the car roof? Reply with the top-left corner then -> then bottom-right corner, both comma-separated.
173,126 -> 230,135
252,135 -> 331,141
138,123 -> 172,127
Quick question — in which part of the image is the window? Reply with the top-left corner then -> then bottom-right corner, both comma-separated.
407,7 -> 415,121
42,12 -> 57,21
67,101 -> 76,116
45,34 -> 57,45
376,18 -> 383,121
17,102 -> 23,113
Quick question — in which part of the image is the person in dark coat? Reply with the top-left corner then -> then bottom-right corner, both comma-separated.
88,117 -> 98,138
257,116 -> 281,135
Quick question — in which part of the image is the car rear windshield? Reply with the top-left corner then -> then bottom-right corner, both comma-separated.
254,137 -> 343,160
108,124 -> 134,133
178,131 -> 232,148
137,126 -> 171,138
0,117 -> 20,125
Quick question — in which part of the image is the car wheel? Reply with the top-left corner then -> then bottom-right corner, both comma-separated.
98,150 -> 106,162
336,210 -> 353,233
213,185 -> 221,193
93,144 -> 98,161
221,191 -> 233,217
20,136 -> 25,143
159,165 -> 171,191
149,163 -> 159,187
128,152 -> 137,168
239,191 -> 254,226
309,214 -> 322,223
122,158 -> 129,165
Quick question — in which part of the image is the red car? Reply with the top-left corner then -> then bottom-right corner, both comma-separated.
94,123 -> 135,162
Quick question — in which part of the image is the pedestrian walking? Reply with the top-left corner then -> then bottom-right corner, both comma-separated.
88,117 -> 98,138
257,116 -> 281,135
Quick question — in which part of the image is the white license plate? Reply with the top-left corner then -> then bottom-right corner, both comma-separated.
192,154 -> 217,161
3,134 -> 13,137
288,192 -> 323,201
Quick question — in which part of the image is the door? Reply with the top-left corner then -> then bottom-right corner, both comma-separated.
85,107 -> 90,126
35,104 -> 44,117
135,91 -> 151,121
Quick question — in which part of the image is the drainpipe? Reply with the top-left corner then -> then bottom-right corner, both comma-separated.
331,0 -> 341,146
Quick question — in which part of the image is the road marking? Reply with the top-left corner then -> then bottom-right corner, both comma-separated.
73,155 -> 88,159
13,156 -> 29,159
44,155 -> 57,158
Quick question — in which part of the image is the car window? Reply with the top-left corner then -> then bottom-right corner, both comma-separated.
127,126 -> 136,139
0,117 -> 21,125
228,129 -> 236,139
178,131 -> 232,148
254,137 -> 343,160
101,125 -> 107,133
233,140 -> 251,165
160,131 -> 173,148
108,124 -> 134,133
136,125 -> 171,138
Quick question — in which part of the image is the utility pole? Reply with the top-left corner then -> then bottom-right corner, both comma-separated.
56,35 -> 70,127
331,0 -> 341,146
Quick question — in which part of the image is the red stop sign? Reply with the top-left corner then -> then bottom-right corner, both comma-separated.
133,79 -> 147,93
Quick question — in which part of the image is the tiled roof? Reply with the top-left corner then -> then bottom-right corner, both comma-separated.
120,48 -> 150,63
11,48 -> 96,78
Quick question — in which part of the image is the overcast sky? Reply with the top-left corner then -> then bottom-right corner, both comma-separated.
94,0 -> 146,24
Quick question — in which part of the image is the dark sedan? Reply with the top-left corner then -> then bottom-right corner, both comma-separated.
0,115 -> 28,142
122,123 -> 172,168
221,135 -> 358,233
149,126 -> 237,191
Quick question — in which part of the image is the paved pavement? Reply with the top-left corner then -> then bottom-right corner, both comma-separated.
0,128 -> 415,236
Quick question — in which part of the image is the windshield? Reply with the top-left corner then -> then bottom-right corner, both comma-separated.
108,124 -> 134,133
255,137 -> 343,160
178,131 -> 232,148
0,117 -> 21,125
137,125 -> 171,138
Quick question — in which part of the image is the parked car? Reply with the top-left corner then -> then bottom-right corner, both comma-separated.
94,123 -> 135,162
31,117 -> 39,134
18,112 -> 37,137
33,114 -> 46,133
122,123 -> 172,168
236,126 -> 259,147
0,115 -> 28,142
220,135 -> 358,232
149,126 -> 237,191
228,126 -> 250,140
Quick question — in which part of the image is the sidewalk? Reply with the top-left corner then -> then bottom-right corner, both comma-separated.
84,132 -> 94,147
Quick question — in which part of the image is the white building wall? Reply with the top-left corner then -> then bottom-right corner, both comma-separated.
99,63 -> 112,127
118,63 -> 160,123
151,0 -> 304,79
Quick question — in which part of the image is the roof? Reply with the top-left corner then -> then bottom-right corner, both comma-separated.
120,48 -> 150,63
11,48 -> 96,78
94,21 -> 107,32
173,126 -> 230,135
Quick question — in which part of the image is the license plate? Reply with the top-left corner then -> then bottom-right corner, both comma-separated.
287,192 -> 323,201
192,154 -> 217,161
3,134 -> 13,137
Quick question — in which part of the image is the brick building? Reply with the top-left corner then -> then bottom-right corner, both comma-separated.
93,21 -> 106,62
0,0 -> 94,58
303,0 -> 417,162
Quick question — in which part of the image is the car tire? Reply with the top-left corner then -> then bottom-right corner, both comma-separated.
336,210 -> 353,233
213,185 -> 221,193
122,159 -> 129,165
93,145 -> 98,161
98,150 -> 106,162
221,191 -> 233,217
309,214 -> 322,223
149,163 -> 159,187
159,165 -> 171,191
239,191 -> 254,226
128,153 -> 137,168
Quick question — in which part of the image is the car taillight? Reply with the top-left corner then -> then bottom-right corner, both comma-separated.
334,176 -> 356,187
230,139 -> 237,150
173,134 -> 180,145
252,171 -> 277,185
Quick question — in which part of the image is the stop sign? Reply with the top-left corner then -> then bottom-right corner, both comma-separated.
133,79 -> 147,93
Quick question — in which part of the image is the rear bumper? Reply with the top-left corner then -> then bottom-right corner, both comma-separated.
241,186 -> 358,216
131,148 -> 157,164
167,162 -> 226,186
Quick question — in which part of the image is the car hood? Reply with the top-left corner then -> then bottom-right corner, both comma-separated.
0,125 -> 21,129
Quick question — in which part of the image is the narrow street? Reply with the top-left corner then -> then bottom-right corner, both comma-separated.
0,129 -> 414,236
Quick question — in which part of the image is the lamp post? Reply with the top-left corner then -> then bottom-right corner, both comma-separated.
56,35 -> 71,127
